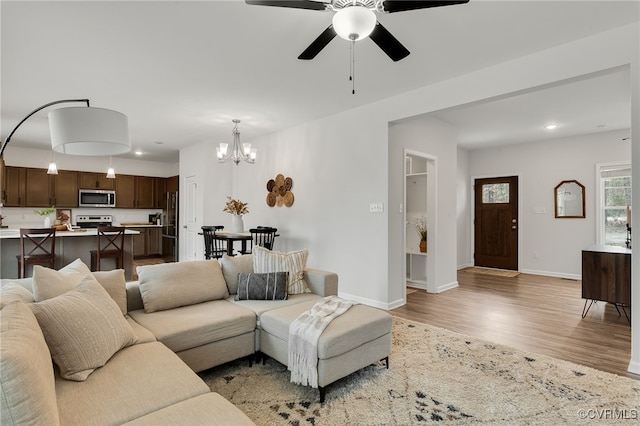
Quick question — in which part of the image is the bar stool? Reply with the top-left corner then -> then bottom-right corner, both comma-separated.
90,226 -> 125,271
202,226 -> 226,259
17,228 -> 56,278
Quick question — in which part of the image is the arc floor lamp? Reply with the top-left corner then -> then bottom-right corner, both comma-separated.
0,99 -> 130,158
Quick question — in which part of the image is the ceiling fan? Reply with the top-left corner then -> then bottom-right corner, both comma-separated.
245,0 -> 470,62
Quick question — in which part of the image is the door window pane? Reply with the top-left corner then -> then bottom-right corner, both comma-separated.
482,183 -> 509,204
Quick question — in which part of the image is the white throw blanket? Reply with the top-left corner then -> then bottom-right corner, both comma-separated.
288,296 -> 357,388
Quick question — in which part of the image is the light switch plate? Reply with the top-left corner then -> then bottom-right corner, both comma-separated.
369,203 -> 384,213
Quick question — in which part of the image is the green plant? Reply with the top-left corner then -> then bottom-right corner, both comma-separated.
223,197 -> 249,215
35,206 -> 56,216
413,215 -> 427,240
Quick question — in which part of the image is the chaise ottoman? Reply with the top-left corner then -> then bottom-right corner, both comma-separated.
258,300 -> 393,402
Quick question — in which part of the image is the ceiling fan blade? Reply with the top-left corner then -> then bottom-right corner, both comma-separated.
298,25 -> 337,60
369,21 -> 410,62
382,0 -> 469,13
245,1 -> 327,11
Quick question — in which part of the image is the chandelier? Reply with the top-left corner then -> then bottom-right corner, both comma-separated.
216,119 -> 256,165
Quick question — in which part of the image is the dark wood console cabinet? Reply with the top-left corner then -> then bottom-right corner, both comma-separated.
581,245 -> 631,321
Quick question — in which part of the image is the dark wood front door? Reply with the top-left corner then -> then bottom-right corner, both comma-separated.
474,176 -> 518,270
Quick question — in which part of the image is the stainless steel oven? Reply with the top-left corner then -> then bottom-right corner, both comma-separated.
79,189 -> 116,208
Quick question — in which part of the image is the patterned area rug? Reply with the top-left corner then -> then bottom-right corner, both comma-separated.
200,318 -> 639,425
463,267 -> 520,278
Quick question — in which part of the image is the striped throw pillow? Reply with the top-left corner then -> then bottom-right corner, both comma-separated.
252,246 -> 310,295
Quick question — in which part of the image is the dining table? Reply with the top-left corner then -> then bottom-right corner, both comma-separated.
214,231 -> 252,256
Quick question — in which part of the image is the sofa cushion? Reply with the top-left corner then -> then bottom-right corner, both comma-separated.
0,281 -> 35,309
253,246 -> 310,295
220,254 -> 253,295
0,301 -> 60,426
92,269 -> 128,315
128,300 -> 256,353
32,258 -> 91,301
260,301 -> 393,360
230,293 -> 321,320
235,272 -> 288,301
122,392 -> 256,426
137,260 -> 229,313
55,342 -> 210,426
30,275 -> 137,381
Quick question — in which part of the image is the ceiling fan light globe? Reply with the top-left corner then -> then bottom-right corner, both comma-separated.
332,6 -> 376,41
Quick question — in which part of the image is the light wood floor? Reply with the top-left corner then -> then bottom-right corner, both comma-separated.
392,269 -> 637,379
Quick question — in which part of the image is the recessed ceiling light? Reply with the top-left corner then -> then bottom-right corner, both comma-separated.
134,150 -> 143,156
545,124 -> 558,130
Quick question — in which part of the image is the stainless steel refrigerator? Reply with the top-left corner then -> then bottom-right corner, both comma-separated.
162,192 -> 179,262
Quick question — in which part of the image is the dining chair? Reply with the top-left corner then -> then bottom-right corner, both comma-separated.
202,226 -> 226,259
17,228 -> 57,278
90,226 -> 126,272
241,227 -> 278,254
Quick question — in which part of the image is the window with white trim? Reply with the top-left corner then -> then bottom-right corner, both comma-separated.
599,164 -> 631,247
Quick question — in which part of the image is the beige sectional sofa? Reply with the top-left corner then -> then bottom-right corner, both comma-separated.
1,249 -> 391,425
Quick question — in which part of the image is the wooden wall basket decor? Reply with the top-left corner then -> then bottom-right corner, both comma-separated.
266,174 -> 294,207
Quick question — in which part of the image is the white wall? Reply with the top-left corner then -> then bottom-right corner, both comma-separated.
467,129 -> 630,278
388,117 -> 459,302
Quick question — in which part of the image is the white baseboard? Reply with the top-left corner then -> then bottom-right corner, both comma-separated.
436,280 -> 459,293
520,269 -> 581,281
627,359 -> 640,375
338,291 -> 403,311
457,263 -> 473,270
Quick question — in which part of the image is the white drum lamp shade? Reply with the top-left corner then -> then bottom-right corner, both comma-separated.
332,6 -> 377,41
49,107 -> 131,156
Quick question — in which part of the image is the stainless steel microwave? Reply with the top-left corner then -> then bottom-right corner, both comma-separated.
78,189 -> 116,208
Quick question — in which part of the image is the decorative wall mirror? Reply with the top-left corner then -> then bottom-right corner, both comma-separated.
554,180 -> 585,218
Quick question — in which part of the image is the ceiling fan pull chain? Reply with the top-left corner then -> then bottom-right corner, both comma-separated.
350,39 -> 356,95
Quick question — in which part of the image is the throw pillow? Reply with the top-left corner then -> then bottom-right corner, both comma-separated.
30,275 -> 137,382
0,301 -> 60,425
0,281 -> 35,309
235,272 -> 289,301
220,254 -> 253,295
32,258 -> 92,302
252,246 -> 310,295
137,260 -> 229,313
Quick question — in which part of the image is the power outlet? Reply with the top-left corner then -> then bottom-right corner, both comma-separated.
369,203 -> 384,213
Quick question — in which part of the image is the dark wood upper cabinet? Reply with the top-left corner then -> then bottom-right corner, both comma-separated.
115,174 -> 135,208
167,175 -> 179,193
155,177 -> 167,209
25,168 -> 53,207
52,170 -> 79,207
135,176 -> 155,209
79,172 -> 115,190
3,166 -> 26,206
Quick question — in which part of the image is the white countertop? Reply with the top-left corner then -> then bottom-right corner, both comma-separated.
0,228 -> 140,239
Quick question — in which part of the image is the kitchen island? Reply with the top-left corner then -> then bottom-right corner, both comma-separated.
0,228 -> 139,280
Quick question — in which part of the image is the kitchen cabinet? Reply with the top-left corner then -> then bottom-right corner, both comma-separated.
25,168 -> 53,207
3,166 -> 26,206
115,174 -> 135,208
52,170 -> 79,207
155,178 -> 166,209
167,175 -> 178,193
131,226 -> 162,258
135,176 -> 155,208
79,172 -> 115,190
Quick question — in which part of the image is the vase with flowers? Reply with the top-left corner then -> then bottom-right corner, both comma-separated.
223,197 -> 249,233
413,215 -> 428,253
36,206 -> 56,228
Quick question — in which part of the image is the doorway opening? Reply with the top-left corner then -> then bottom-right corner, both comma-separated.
404,150 -> 437,293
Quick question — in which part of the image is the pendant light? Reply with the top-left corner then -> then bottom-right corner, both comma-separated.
106,157 -> 116,179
